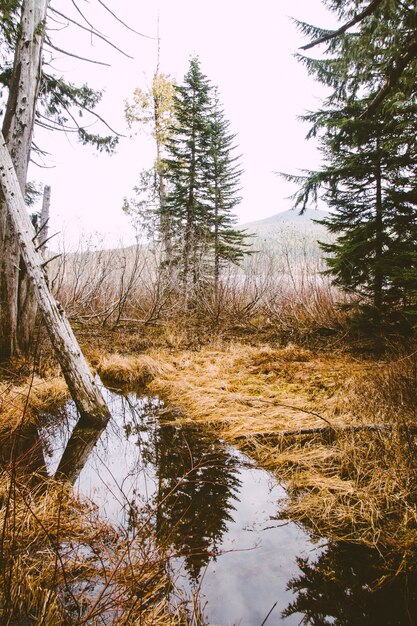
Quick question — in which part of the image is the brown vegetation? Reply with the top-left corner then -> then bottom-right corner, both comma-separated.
0,470 -> 189,625
1,239 -> 416,620
95,341 -> 417,570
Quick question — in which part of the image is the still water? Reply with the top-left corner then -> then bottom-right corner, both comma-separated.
40,387 -> 417,626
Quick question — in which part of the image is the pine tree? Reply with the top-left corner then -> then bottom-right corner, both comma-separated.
204,91 -> 250,308
289,1 -> 417,332
162,57 -> 213,295
162,57 -> 251,304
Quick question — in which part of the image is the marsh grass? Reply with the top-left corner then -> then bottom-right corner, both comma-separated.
93,342 -> 417,569
0,371 -> 204,625
96,352 -> 174,388
0,375 -> 69,433
0,469 -> 189,625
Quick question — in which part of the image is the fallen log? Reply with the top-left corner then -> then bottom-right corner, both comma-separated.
234,424 -> 417,441
0,133 -> 110,425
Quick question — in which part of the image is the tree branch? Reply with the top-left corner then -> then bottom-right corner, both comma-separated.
234,424 -> 417,441
300,0 -> 384,51
45,40 -> 111,66
49,7 -> 133,58
362,37 -> 417,117
96,0 -> 155,39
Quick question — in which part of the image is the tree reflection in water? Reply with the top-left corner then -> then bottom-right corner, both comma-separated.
41,391 -> 242,584
120,395 -> 242,582
283,541 -> 417,625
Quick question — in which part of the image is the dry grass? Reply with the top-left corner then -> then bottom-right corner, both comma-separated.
96,352 -> 174,388
0,375 -> 69,433
0,471 -> 188,625
3,329 -> 417,606
96,341 -> 417,567
0,365 -> 202,624
145,343 -> 355,437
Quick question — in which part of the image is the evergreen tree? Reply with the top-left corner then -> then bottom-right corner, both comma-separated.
289,1 -> 417,332
204,91 -> 250,306
162,57 -> 251,303
163,57 -> 213,293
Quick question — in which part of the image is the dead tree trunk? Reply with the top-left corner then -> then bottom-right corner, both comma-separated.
0,133 -> 110,424
39,185 -> 51,249
0,0 -> 49,358
17,185 -> 51,352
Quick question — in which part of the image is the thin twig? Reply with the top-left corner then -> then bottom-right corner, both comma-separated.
238,395 -> 334,428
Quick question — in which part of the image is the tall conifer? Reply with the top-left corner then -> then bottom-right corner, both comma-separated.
162,57 -> 251,302
289,1 -> 417,331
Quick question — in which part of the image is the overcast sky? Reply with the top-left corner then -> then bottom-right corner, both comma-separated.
27,0 -> 335,248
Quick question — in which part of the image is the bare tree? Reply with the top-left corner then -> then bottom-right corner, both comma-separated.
0,0 -> 49,358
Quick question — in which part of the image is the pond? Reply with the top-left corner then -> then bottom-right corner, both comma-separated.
39,386 -> 417,626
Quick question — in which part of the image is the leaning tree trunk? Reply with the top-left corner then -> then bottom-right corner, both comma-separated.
0,133 -> 110,424
0,0 -> 49,359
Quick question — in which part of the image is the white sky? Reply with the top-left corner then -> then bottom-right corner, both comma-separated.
28,0 -> 336,249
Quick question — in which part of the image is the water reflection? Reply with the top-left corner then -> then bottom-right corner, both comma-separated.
37,389 -> 417,626
149,425 -> 241,579
42,393 -> 242,581
0,425 -> 47,485
55,416 -> 108,483
283,541 -> 417,625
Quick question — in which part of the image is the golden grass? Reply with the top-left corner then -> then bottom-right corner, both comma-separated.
146,343 -> 355,437
3,335 -> 417,604
96,352 -> 174,388
0,376 -> 69,433
110,340 -> 417,565
0,362 -> 201,624
0,473 -> 188,625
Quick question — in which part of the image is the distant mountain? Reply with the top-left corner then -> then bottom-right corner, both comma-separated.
240,208 -> 332,263
241,207 -> 330,237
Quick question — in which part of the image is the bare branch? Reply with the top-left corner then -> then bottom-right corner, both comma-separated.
42,253 -> 62,268
239,395 -> 334,428
45,40 -> 111,66
96,0 -> 155,39
49,7 -> 133,58
234,424 -> 417,441
70,0 -> 100,33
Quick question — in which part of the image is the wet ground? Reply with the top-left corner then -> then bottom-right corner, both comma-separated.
38,386 -> 417,625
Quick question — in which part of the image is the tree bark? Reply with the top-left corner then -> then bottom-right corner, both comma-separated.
0,133 -> 110,424
17,185 -> 51,352
374,150 -> 384,316
0,0 -> 49,358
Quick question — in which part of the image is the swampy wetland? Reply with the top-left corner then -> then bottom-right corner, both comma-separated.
2,338 -> 417,625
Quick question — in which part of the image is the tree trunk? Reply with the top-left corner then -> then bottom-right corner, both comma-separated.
39,184 -> 51,249
0,0 -> 49,358
374,148 -> 384,317
0,133 -> 110,424
55,415 -> 108,483
17,186 -> 51,353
